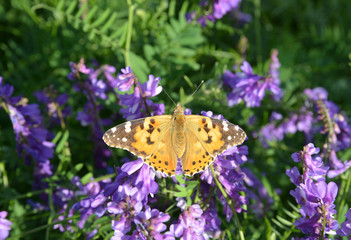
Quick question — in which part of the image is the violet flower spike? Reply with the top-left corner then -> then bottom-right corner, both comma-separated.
287,143 -> 339,238
223,60 -> 283,108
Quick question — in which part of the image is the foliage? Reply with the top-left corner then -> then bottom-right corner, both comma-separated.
1,0 -> 351,239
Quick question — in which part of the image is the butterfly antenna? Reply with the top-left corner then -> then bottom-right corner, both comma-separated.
162,88 -> 177,106
183,80 -> 204,105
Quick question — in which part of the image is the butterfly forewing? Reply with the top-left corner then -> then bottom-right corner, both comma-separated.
186,115 -> 246,159
103,116 -> 172,159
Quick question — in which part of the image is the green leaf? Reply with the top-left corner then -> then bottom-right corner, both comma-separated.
91,9 -> 111,27
52,131 -> 63,144
75,2 -> 88,19
56,130 -> 69,153
66,1 -> 77,15
175,174 -> 186,184
101,12 -> 118,33
84,6 -> 98,23
81,173 -> 94,185
129,51 -> 149,82
276,216 -> 293,226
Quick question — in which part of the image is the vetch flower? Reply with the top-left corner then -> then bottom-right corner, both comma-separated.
166,204 -> 205,240
185,0 -> 244,26
73,160 -> 160,238
133,206 -> 170,239
118,70 -> 164,120
213,0 -> 242,19
223,57 -> 283,108
116,66 -> 136,91
0,77 -> 55,193
287,143 -> 339,238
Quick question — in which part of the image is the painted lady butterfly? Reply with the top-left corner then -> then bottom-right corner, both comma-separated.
103,104 -> 246,176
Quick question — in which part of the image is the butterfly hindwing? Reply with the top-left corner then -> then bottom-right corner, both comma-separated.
103,115 -> 172,159
181,131 -> 214,176
143,128 -> 178,176
186,115 -> 246,156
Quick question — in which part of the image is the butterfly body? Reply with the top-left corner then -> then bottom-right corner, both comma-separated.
172,106 -> 187,158
103,103 -> 246,176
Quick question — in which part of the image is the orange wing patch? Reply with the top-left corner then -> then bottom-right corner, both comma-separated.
187,116 -> 226,155
181,131 -> 213,176
143,128 -> 177,176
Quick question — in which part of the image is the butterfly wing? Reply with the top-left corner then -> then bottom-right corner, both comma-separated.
103,116 -> 172,159
143,127 -> 178,176
181,130 -> 214,176
181,115 -> 246,175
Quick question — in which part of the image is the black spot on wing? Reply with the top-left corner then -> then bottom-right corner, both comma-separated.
146,137 -> 155,145
205,136 -> 212,144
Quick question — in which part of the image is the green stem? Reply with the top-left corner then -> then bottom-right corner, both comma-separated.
125,0 -> 135,67
0,162 -> 8,187
210,165 -> 245,240
0,101 -> 9,114
320,203 -> 326,240
45,182 -> 55,240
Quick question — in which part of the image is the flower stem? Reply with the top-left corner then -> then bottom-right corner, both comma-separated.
210,165 -> 245,240
125,0 -> 135,67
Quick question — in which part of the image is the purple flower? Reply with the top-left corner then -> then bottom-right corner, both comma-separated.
73,159 -> 160,238
116,66 -> 136,91
166,205 -> 205,240
186,0 -> 243,26
0,77 -> 55,194
305,87 -> 351,152
267,49 -> 283,101
287,143 -> 339,238
223,59 -> 283,108
34,89 -> 71,127
118,71 -> 164,120
304,87 -> 328,101
291,143 -> 328,182
326,150 -> 351,178
202,203 -> 222,238
213,0 -> 242,19
337,208 -> 351,237
0,211 -> 12,240
133,206 -> 170,239
259,109 -> 315,148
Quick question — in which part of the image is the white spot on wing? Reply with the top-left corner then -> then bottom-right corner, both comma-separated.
125,121 -> 132,133
111,127 -> 117,133
222,121 -> 229,131
235,125 -> 239,131
122,137 -> 127,142
227,136 -> 232,140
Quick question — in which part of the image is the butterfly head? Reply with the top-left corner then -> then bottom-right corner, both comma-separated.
173,103 -> 186,124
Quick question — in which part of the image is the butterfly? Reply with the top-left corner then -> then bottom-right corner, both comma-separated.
103,103 -> 246,176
